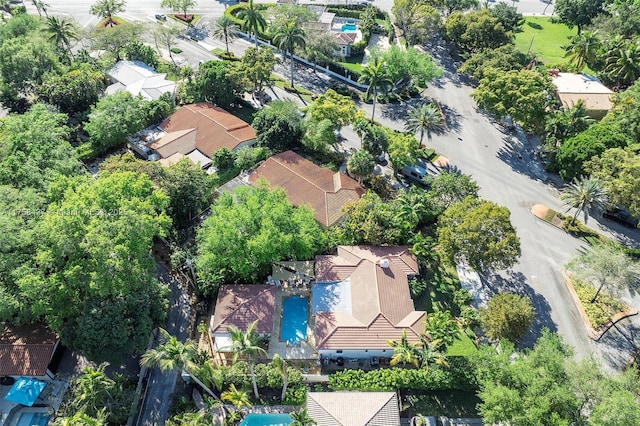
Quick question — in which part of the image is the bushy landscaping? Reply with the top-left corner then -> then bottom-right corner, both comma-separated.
572,278 -> 625,329
328,358 -> 478,392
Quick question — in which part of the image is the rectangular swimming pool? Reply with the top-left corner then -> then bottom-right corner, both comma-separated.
15,411 -> 49,426
281,295 -> 308,345
239,413 -> 293,426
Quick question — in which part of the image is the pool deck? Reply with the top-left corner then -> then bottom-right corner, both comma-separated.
268,287 -> 317,361
0,378 -> 68,425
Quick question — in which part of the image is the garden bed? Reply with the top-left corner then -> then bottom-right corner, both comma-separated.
563,272 -> 637,340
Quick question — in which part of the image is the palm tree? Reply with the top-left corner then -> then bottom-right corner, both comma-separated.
424,310 -> 460,352
45,16 -> 78,58
387,330 -> 420,368
290,408 -> 317,426
221,383 -> 252,410
32,0 -> 50,17
405,103 -> 445,147
347,149 -> 376,183
560,176 -> 608,225
358,58 -> 393,122
416,336 -> 449,369
290,409 -> 316,426
211,15 -> 239,55
237,0 -> 266,48
89,0 -> 126,27
271,354 -> 289,402
141,328 -> 221,401
223,320 -> 267,399
564,31 -> 602,72
74,364 -> 115,415
273,20 -> 306,88
394,186 -> 428,227
605,40 -> 640,89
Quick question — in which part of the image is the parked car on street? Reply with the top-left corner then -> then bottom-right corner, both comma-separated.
155,14 -> 167,21
603,207 -> 639,228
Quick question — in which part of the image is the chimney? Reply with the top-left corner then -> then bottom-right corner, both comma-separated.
379,258 -> 390,269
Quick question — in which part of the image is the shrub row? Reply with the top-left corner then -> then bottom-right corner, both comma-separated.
326,4 -> 387,20
328,359 -> 478,392
220,361 -> 304,391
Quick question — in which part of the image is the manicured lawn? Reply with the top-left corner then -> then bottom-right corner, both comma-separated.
514,17 -> 577,66
446,332 -> 478,357
414,261 -> 461,313
226,102 -> 258,125
338,55 -> 365,75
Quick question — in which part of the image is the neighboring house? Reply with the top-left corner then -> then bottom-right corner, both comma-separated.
305,8 -> 361,58
248,150 -> 365,227
106,60 -> 176,101
313,246 -> 424,360
306,391 -> 401,426
549,71 -> 614,119
0,324 -> 60,379
209,285 -> 276,352
149,103 -> 256,170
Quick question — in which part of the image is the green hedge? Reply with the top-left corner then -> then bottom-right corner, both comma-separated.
326,4 -> 387,20
220,361 -> 307,404
328,359 -> 477,392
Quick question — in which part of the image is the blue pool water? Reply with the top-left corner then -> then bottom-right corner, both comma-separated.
239,413 -> 293,426
341,23 -> 357,32
281,295 -> 308,344
16,412 -> 49,426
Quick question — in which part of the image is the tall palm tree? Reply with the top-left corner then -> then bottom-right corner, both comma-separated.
273,20 -> 306,88
271,354 -> 290,402
75,364 -> 115,415
386,330 -> 420,368
32,0 -> 50,17
221,383 -> 252,410
44,16 -> 78,58
560,175 -> 608,225
237,0 -> 266,48
605,40 -> 640,89
89,0 -> 126,27
290,408 -> 317,426
223,320 -> 267,399
405,103 -> 445,148
424,310 -> 460,352
358,58 -> 393,122
141,328 -> 221,401
394,186 -> 428,227
211,15 -> 239,55
564,31 -> 602,72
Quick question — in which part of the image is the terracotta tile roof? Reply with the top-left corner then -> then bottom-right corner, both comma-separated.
159,103 -> 256,158
0,324 -> 58,376
248,151 -> 364,227
211,285 -> 276,335
314,246 -> 424,350
306,392 -> 401,426
334,32 -> 357,46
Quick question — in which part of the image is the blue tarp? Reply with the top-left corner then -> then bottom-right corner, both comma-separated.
4,377 -> 46,406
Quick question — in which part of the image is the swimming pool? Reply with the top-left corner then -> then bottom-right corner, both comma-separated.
341,23 -> 357,32
15,411 -> 49,426
281,295 -> 308,345
239,413 -> 293,426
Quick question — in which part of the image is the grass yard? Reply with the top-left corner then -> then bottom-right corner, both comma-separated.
514,17 -> 577,66
338,55 -> 365,75
414,261 -> 461,313
446,332 -> 478,357
226,102 -> 258,125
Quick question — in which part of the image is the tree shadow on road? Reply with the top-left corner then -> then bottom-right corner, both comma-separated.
496,135 -> 548,183
484,270 -> 558,349
595,319 -> 640,370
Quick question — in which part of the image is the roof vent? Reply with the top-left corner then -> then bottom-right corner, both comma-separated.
379,258 -> 390,269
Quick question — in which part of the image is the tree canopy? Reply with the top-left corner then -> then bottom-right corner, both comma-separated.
304,89 -> 359,129
445,9 -> 512,55
438,197 -> 520,273
472,69 -> 556,134
480,292 -> 534,343
17,172 -> 170,362
253,100 -> 304,152
370,46 -> 441,88
196,184 -> 326,295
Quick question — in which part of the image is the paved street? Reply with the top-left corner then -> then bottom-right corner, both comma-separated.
137,263 -> 191,426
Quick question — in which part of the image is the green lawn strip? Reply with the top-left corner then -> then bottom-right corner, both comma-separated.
514,17 -> 576,66
226,103 -> 258,125
403,390 -> 481,418
271,78 -> 314,103
446,332 -> 478,357
338,55 -> 365,75
572,278 -> 625,329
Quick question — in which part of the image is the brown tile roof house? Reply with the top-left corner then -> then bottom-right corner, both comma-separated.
314,246 -> 424,350
306,392 -> 401,426
0,324 -> 59,377
550,72 -> 613,119
150,103 -> 256,162
248,151 -> 365,227
210,285 -> 276,350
